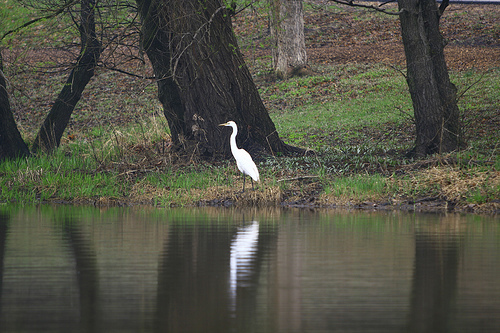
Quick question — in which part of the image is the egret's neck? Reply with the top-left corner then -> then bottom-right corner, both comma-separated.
230,125 -> 238,154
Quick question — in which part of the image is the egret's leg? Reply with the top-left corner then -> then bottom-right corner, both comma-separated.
251,178 -> 254,190
242,175 -> 246,192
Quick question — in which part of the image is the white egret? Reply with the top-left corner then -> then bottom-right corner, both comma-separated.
219,121 -> 260,192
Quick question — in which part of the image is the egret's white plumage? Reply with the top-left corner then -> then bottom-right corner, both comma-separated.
219,121 -> 259,192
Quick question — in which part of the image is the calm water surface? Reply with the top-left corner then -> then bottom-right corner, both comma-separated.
0,206 -> 498,333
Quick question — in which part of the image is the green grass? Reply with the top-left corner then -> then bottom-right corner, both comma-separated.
0,0 -> 77,47
266,64 -> 412,151
0,151 -> 118,203
0,115 -> 169,204
323,174 -> 387,198
0,0 -> 33,40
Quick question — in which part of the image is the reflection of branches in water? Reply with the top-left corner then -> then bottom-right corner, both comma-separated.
155,223 -> 234,332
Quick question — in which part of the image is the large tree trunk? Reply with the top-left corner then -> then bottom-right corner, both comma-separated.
137,0 -> 302,158
137,0 -> 185,147
0,53 -> 30,160
32,0 -> 102,153
398,0 -> 462,157
270,0 -> 308,79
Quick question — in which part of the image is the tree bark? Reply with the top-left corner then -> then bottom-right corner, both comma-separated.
398,0 -> 462,157
137,0 -> 185,148
32,0 -> 102,153
137,0 -> 302,158
270,0 -> 308,79
0,53 -> 30,160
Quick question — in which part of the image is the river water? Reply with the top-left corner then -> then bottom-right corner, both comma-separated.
0,205 -> 498,333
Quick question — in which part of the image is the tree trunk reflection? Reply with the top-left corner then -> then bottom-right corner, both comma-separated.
408,217 -> 463,333
64,221 -> 100,332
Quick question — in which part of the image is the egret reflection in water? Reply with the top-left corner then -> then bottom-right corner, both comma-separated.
229,221 -> 260,314
155,218 -> 272,333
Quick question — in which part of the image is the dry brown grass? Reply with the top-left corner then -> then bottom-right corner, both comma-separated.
129,179 -> 282,207
390,166 -> 500,212
421,167 -> 499,202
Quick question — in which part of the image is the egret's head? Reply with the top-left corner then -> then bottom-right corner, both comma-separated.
219,121 -> 236,127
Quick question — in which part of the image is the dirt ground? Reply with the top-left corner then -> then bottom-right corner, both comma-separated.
236,2 -> 500,71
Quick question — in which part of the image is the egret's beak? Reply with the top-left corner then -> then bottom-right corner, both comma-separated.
219,122 -> 228,127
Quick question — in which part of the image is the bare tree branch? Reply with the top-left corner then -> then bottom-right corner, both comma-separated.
328,0 -> 405,16
438,0 -> 450,17
97,64 -> 155,80
233,1 -> 257,16
379,0 -> 397,6
0,0 -> 79,41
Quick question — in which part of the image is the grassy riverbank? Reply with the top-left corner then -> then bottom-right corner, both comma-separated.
1,64 -> 498,213
1,2 -> 499,213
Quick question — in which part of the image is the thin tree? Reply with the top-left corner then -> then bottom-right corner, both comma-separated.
270,0 -> 308,79
32,0 -> 102,152
136,0 -> 302,158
